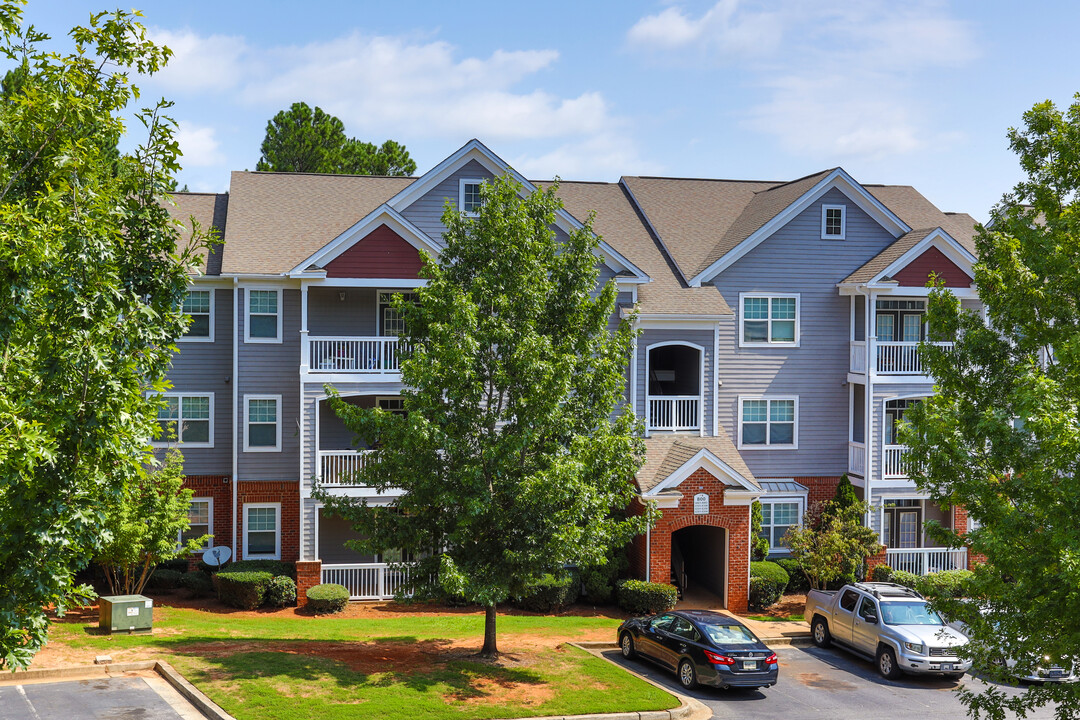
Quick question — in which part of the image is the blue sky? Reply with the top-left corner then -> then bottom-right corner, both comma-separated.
20,1 -> 1080,221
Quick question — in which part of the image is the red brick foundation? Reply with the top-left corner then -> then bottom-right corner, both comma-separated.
236,481 -> 301,562
296,560 -> 322,607
866,546 -> 889,578
182,475 -> 233,565
795,476 -> 844,506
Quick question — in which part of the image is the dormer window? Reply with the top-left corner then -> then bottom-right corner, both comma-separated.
822,204 -> 846,239
460,179 -> 482,216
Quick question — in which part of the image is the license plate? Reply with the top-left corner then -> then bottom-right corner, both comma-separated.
941,664 -> 953,671
1050,669 -> 1065,677
743,660 -> 758,670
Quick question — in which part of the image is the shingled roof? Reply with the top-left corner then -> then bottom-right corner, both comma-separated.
635,431 -> 756,494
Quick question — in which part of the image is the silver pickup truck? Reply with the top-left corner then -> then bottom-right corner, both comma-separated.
805,582 -> 970,679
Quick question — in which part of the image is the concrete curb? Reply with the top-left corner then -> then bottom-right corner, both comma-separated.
0,660 -> 235,720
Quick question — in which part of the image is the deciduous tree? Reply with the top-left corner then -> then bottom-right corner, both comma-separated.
317,175 -> 651,657
904,94 -> 1080,720
784,501 -> 881,590
0,4 -> 206,669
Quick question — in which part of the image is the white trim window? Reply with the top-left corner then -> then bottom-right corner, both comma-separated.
739,396 -> 798,449
459,178 -> 483,217
181,497 -> 213,549
377,396 -> 406,415
245,288 -> 282,343
243,503 -> 280,560
180,289 -> 213,342
244,394 -> 282,452
759,497 -> 805,553
821,204 -> 846,239
154,393 -> 214,447
740,293 -> 799,346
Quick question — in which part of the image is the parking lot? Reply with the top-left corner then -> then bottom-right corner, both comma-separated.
606,645 -> 1060,720
0,674 -> 200,720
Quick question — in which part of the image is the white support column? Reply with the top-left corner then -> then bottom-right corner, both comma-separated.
298,281 -> 308,559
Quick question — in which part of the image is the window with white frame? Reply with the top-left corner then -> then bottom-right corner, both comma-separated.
244,503 -> 280,559
740,294 -> 799,346
377,396 -> 406,415
244,395 -> 281,451
759,499 -> 804,551
378,292 -> 417,337
459,179 -> 482,216
181,498 -> 213,549
739,397 -> 798,448
181,289 -> 213,341
154,393 -> 213,447
821,204 -> 846,239
246,289 -> 281,342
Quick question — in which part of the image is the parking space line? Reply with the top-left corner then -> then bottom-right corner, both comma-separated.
15,685 -> 43,720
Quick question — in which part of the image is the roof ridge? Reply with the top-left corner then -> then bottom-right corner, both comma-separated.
242,170 -> 418,180
754,167 -> 837,195
626,175 -> 785,185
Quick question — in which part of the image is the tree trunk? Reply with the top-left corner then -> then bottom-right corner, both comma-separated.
480,603 -> 498,658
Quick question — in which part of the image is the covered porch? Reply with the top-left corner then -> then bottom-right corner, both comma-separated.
875,496 -> 968,575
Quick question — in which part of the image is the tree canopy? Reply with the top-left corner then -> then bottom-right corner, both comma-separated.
904,94 -> 1080,719
0,4 -> 208,668
256,101 -> 416,176
317,174 -> 651,657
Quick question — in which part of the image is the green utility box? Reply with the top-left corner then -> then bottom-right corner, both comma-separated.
98,595 -> 153,635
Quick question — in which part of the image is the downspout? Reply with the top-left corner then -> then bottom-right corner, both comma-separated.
231,278 -> 239,556
645,523 -> 651,583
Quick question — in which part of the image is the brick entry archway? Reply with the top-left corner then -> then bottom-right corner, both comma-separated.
634,468 -> 751,614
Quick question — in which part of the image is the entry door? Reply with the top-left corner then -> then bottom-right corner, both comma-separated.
896,511 -> 919,548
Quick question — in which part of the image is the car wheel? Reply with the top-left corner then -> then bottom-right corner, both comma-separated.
877,646 -> 902,679
620,633 -> 636,659
811,617 -> 832,648
678,659 -> 698,689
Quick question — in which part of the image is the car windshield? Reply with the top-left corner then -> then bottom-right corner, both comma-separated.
881,601 -> 944,626
700,623 -> 757,645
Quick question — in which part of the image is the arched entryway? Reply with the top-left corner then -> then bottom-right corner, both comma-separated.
671,524 -> 728,608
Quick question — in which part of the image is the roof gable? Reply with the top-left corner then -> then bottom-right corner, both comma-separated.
841,227 -> 975,287
892,245 -> 972,287
324,224 -> 424,279
690,168 -> 912,286
642,447 -> 758,496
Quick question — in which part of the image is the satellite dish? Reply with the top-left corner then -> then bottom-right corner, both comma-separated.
202,546 -> 232,568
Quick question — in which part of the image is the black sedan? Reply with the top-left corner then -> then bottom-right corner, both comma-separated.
618,609 -> 778,691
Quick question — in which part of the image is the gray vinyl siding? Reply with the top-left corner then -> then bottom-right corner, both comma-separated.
711,188 -> 901,478
165,288 -> 233,475
400,159 -> 495,241
870,382 -> 934,482
302,498 -> 319,560
308,287 -> 377,336
237,288 -> 301,481
636,328 -> 715,436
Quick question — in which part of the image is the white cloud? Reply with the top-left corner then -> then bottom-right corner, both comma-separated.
512,133 -> 662,181
176,121 -> 224,167
627,0 -> 978,161
147,29 -> 248,93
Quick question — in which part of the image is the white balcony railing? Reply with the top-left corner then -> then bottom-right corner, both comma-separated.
849,341 -> 867,374
309,336 -> 403,373
318,449 -> 374,486
883,444 -> 908,478
886,548 -> 968,576
321,563 -> 413,600
848,441 -> 866,476
647,395 -> 701,432
876,341 -> 952,375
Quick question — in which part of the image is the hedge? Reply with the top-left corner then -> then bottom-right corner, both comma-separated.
218,560 -> 296,579
266,576 -> 298,608
918,569 -> 973,599
870,564 -> 894,582
307,583 -> 349,614
179,570 -> 214,598
615,580 -> 678,614
147,568 -> 183,590
217,571 -> 274,609
516,573 -> 579,613
772,558 -> 809,594
749,561 -> 790,610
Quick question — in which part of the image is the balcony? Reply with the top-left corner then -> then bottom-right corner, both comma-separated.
876,341 -> 952,375
309,336 -> 403,374
848,441 -> 866,476
885,547 -> 967,575
647,395 -> 701,432
318,449 -> 374,486
883,444 -> 908,478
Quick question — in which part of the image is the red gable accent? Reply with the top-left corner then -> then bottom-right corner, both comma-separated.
891,246 -> 971,288
324,224 -> 424,279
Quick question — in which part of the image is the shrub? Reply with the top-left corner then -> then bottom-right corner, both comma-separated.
749,561 -> 790,610
580,547 -> 628,605
217,571 -> 273,609
516,572 -> 579,613
179,570 -> 214,598
615,580 -> 678,614
220,560 -> 296,579
307,583 -> 350,614
265,576 -> 298,608
889,569 -> 921,591
773,558 -> 809,594
157,559 -> 190,574
870,564 -> 894,583
917,569 -> 973,599
147,568 -> 183,590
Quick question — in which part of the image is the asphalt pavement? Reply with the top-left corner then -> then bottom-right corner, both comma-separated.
0,676 -> 185,720
605,645 -> 1061,720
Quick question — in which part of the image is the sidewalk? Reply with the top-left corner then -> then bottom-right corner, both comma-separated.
675,588 -> 811,646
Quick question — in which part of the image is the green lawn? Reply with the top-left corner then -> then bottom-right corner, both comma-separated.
745,613 -> 804,623
46,606 -> 677,720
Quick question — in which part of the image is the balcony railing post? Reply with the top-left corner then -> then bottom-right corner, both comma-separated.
309,336 -> 404,374
645,395 -> 701,432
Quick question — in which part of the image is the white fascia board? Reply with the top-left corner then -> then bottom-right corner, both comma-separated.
722,490 -> 762,506
646,492 -> 683,509
288,205 -> 441,277
643,448 -> 758,496
634,315 -> 730,330
873,229 -> 977,284
186,277 -> 234,288
689,168 -> 912,287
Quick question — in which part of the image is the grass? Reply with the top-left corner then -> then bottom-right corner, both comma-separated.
745,613 -> 804,623
44,606 -> 677,720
